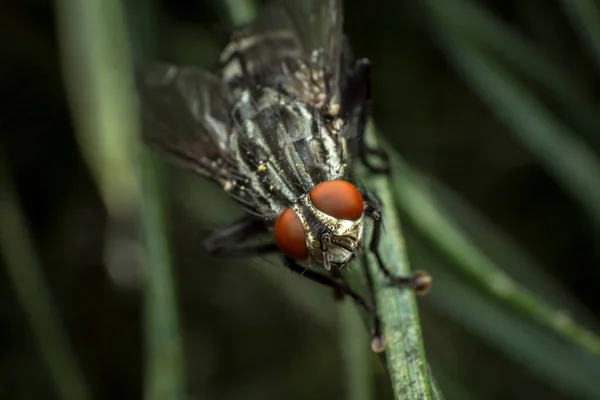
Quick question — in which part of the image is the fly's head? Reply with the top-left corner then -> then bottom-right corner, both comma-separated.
274,180 -> 366,270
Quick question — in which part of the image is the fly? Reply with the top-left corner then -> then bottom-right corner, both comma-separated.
136,0 -> 431,352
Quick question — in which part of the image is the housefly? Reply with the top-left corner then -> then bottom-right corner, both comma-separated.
136,0 -> 431,352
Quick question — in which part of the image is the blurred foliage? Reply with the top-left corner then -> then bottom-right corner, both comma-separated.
1,0 -> 600,399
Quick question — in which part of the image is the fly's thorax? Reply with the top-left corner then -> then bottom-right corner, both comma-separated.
291,193 -> 365,268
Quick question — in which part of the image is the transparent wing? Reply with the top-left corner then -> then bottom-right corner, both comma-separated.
137,63 -> 263,211
220,0 -> 347,108
136,62 -> 236,184
299,0 -> 345,98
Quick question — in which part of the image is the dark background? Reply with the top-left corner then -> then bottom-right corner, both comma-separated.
1,0 -> 599,399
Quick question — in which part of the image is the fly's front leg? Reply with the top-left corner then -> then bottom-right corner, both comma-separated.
284,256 -> 384,351
344,58 -> 390,174
362,191 -> 432,294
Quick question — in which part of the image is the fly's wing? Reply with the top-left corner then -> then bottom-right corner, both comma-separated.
136,63 -> 258,210
220,0 -> 346,110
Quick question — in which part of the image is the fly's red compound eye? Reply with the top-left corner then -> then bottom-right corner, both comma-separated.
274,208 -> 308,259
309,180 -> 364,220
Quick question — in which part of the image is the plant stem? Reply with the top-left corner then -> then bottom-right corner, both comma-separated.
360,126 -> 434,400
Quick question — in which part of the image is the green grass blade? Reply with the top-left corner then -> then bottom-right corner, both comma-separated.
0,157 -> 90,400
559,0 -> 600,69
424,169 -> 599,330
428,0 -> 600,140
141,152 -> 186,400
55,0 -> 186,398
339,302 -> 374,400
386,148 -> 600,357
424,0 -> 600,226
55,0 -> 141,219
415,245 -> 600,399
359,127 -> 435,400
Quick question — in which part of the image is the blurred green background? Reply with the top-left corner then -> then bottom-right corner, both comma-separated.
2,0 -> 600,399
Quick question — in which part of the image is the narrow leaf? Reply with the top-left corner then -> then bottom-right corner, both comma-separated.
428,0 -> 600,143
339,302 -> 374,400
559,0 -> 600,70
386,147 -> 600,357
0,158 -> 90,400
55,0 -> 141,218
359,127 -> 435,400
55,0 -> 186,398
141,152 -> 186,400
424,0 -> 600,226
415,244 -> 600,399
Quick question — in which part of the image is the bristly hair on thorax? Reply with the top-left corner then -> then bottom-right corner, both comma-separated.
136,0 -> 367,223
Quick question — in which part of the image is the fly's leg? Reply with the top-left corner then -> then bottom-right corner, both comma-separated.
360,255 -> 386,353
284,255 -> 384,351
362,191 -> 432,294
206,217 -> 387,351
203,216 -> 279,257
344,58 -> 390,174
